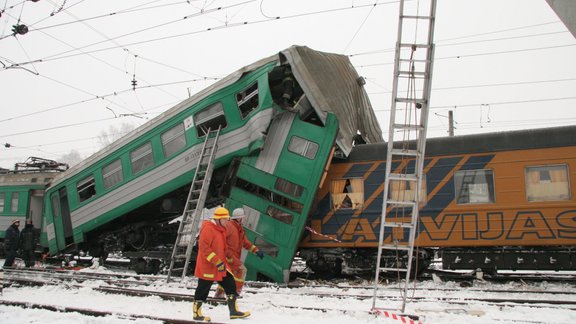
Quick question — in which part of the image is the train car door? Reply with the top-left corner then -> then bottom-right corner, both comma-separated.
29,190 -> 44,228
48,187 -> 73,252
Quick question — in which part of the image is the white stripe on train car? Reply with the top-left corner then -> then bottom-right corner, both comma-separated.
69,108 -> 274,229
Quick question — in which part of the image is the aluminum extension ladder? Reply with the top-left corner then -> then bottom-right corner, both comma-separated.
372,0 -> 437,314
167,126 -> 221,282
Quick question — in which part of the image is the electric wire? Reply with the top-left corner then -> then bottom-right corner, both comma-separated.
0,77 -> 212,124
4,0 -> 394,69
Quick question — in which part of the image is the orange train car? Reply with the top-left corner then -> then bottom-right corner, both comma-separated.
300,125 -> 576,275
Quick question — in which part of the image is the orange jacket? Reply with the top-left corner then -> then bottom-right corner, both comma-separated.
225,220 -> 258,272
194,220 -> 229,281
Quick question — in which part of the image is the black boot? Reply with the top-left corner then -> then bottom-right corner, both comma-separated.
193,301 -> 211,322
227,294 -> 250,319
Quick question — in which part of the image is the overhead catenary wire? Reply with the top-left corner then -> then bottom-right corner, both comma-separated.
0,77 -> 217,124
1,0 -> 574,167
1,14 -> 572,125
3,0 -> 397,69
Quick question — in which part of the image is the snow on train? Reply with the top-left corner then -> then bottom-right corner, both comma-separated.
0,46 -> 382,283
301,125 -> 576,276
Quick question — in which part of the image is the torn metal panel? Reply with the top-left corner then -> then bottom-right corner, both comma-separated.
280,46 -> 384,156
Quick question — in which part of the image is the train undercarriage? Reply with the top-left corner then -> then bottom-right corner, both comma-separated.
298,246 -> 576,279
59,167 -> 230,275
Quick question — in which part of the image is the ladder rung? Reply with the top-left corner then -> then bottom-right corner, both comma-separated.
388,173 -> 418,181
381,244 -> 411,251
383,221 -> 414,229
397,71 -> 428,77
390,148 -> 418,157
380,267 -> 408,272
395,97 -> 427,104
391,123 -> 424,131
386,200 -> 417,207
400,15 -> 434,20
399,43 -> 432,49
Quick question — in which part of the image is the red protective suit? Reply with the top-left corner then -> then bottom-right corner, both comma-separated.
225,220 -> 258,292
194,220 -> 229,281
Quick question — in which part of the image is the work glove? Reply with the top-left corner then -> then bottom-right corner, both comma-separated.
256,250 -> 264,259
216,260 -> 225,272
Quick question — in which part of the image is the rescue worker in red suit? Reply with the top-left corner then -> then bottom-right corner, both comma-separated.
193,207 -> 250,321
214,207 -> 264,298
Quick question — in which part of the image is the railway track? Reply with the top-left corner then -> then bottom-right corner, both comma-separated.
0,300 -> 217,324
3,267 -> 576,324
4,267 -> 576,310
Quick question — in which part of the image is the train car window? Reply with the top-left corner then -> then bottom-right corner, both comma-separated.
253,236 -> 278,258
389,176 -> 428,207
266,206 -> 294,225
235,178 -> 303,213
50,193 -> 60,216
10,192 -> 19,213
131,142 -> 154,174
77,175 -> 97,203
103,159 -> 123,190
193,102 -> 227,137
288,136 -> 318,160
236,83 -> 259,119
0,192 -> 4,213
331,178 -> 364,210
454,169 -> 495,204
525,165 -> 571,202
161,123 -> 186,158
275,178 -> 303,198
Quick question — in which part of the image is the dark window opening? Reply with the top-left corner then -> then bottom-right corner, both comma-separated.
266,206 -> 294,225
194,102 -> 227,137
275,178 -> 303,198
236,83 -> 259,118
235,178 -> 303,213
77,175 -> 96,203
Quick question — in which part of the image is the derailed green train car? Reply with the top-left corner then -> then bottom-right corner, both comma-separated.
41,46 -> 382,282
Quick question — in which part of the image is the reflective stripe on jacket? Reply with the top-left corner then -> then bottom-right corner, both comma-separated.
194,220 -> 229,281
225,220 -> 257,272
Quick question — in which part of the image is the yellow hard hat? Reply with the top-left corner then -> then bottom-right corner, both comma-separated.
213,207 -> 230,220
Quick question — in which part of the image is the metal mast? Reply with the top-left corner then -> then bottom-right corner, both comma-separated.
372,0 -> 437,314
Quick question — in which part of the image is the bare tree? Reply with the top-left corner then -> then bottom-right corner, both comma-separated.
98,123 -> 135,147
59,150 -> 83,167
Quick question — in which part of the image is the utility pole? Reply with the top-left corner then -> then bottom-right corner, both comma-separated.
448,110 -> 454,136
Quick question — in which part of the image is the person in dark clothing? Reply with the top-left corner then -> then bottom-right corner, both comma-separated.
3,219 -> 20,268
19,220 -> 37,267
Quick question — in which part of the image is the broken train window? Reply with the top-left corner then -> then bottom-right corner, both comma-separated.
194,102 -> 228,137
331,178 -> 364,210
236,83 -> 259,119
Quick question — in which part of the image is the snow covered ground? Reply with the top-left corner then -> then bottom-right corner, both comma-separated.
1,258 -> 576,324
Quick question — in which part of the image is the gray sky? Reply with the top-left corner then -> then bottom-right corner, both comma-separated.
1,0 -> 575,169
